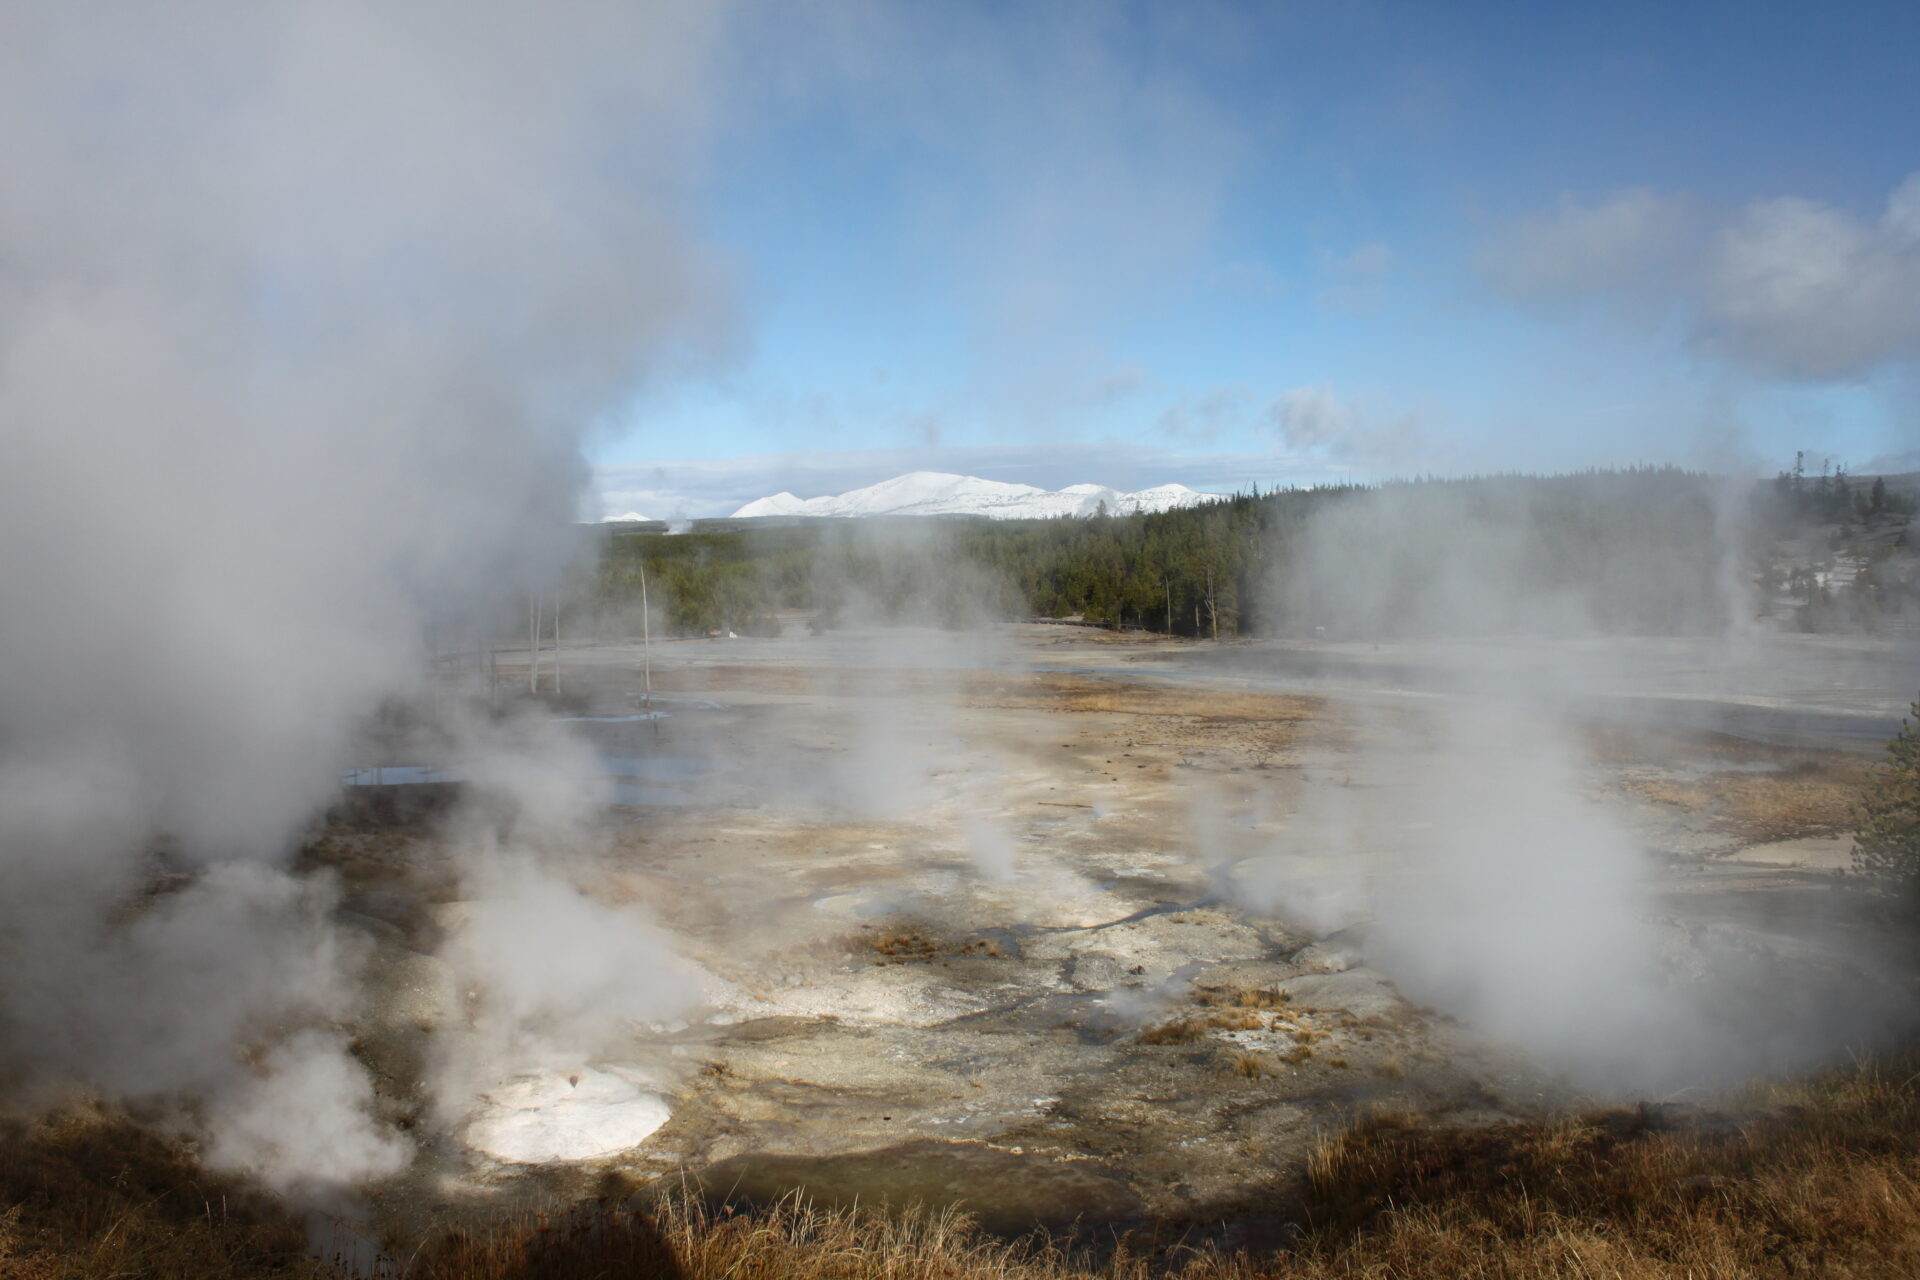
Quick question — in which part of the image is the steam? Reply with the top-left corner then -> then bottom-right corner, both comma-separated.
1367,706 -> 1695,1089
0,2 -> 731,1195
1233,479 -> 1899,1091
205,1032 -> 411,1201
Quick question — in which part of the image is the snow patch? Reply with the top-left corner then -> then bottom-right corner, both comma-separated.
731,490 -> 809,518
728,471 -> 1225,520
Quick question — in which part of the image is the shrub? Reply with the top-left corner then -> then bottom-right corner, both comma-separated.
1853,696 -> 1920,908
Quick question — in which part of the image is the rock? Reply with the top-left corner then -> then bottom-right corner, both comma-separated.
1281,971 -> 1407,1022
1290,941 -> 1360,974
1066,952 -> 1131,992
1024,911 -> 1268,986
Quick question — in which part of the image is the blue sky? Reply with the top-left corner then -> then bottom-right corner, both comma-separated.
592,0 -> 1920,518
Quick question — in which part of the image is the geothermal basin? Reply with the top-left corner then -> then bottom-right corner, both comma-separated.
317,623 -> 1920,1238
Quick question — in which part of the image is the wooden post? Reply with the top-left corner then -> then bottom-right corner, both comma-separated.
529,594 -> 540,694
640,563 -> 653,706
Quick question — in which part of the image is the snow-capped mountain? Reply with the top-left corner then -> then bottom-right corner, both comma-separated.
598,510 -> 657,523
730,471 -> 1225,520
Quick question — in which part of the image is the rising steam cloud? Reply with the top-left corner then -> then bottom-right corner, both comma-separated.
1231,478 -> 1905,1092
0,2 -> 732,1195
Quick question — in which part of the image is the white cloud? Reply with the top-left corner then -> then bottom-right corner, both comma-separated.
1270,384 -> 1357,449
1482,174 -> 1920,380
1156,384 -> 1255,443
1267,384 -> 1436,473
1479,189 -> 1700,304
1700,179 -> 1920,378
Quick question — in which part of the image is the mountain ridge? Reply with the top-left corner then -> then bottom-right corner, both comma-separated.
730,471 -> 1225,520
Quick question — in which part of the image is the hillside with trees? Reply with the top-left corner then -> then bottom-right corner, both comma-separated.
582,467 -> 1917,641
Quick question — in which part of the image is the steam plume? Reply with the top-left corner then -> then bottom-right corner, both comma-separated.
0,1 -> 732,1194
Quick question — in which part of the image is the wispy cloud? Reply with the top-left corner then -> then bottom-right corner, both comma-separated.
1155,384 -> 1256,444
1481,175 -> 1920,380
730,5 -> 1245,413
1266,384 -> 1440,473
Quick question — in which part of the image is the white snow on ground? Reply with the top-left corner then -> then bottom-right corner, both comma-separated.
730,490 -> 810,517
465,1068 -> 672,1163
730,471 -> 1225,520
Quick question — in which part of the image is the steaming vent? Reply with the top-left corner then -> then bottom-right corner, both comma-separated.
464,1068 -> 672,1164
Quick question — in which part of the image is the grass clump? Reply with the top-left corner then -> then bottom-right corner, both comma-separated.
1277,1054 -> 1920,1277
1231,1052 -> 1271,1080
1194,986 -> 1290,1011
1142,987 -> 1292,1045
1140,1017 -> 1209,1046
13,1053 -> 1920,1278
0,1108 -> 325,1279
870,931 -> 940,964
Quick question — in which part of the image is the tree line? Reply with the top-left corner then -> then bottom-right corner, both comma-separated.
583,466 -> 1914,640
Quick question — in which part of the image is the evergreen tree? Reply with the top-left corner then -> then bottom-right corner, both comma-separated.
1853,698 -> 1920,910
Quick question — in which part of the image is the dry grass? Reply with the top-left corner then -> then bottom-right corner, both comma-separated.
414,1195 -> 1128,1280
1140,1010 -> 1268,1045
0,1107 -> 326,1279
1629,766 -> 1868,840
1275,1055 -> 1920,1278
1610,749 -> 1871,842
870,931 -> 941,964
1193,987 -> 1290,1012
1230,1053 -> 1271,1080
1138,1017 -> 1210,1046
13,1054 -> 1920,1278
962,676 -> 1321,728
1143,987 -> 1294,1045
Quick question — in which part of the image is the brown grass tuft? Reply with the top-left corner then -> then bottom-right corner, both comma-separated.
1623,758 -> 1870,841
1140,1017 -> 1209,1045
14,1054 -> 1920,1279
870,931 -> 939,963
1194,986 -> 1290,1011
0,1108 -> 325,1279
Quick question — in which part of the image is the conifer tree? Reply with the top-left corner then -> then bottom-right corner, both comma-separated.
1853,698 -> 1920,909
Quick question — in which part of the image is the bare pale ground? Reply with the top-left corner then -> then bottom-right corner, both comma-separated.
315,623 -> 1920,1242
